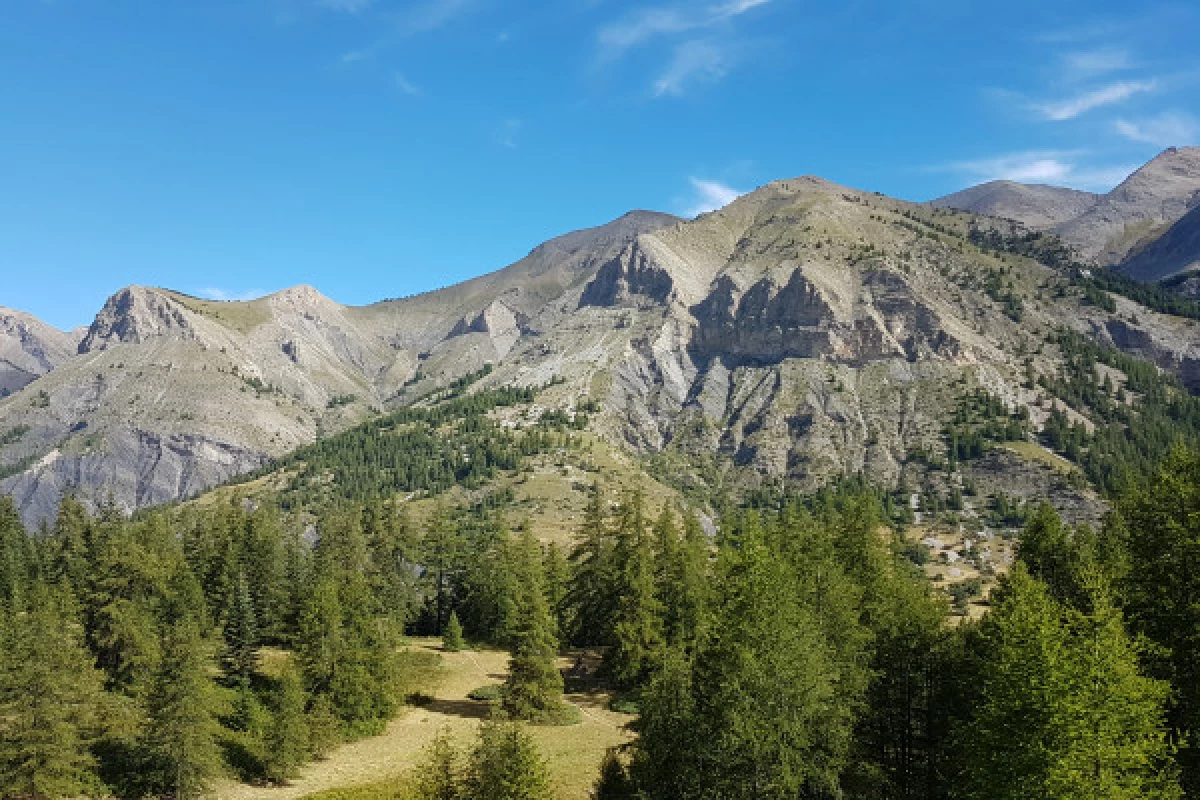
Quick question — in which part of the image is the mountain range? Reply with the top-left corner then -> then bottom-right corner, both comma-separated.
3,147 -> 1200,525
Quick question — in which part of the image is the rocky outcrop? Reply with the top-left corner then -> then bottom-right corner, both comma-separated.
0,309 -> 79,396
579,242 -> 676,308
448,299 -> 528,359
78,287 -> 196,352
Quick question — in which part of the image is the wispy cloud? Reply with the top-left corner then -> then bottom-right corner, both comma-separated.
682,178 -> 745,217
1035,79 -> 1156,121
654,40 -> 732,96
393,72 -> 421,96
314,0 -> 373,12
197,288 -> 268,302
596,0 -> 770,95
711,0 -> 771,16
1062,48 -> 1133,77
1115,112 -> 1199,147
397,0 -> 472,35
334,0 -> 475,65
945,151 -> 1136,192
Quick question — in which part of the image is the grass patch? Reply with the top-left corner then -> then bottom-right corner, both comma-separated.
300,781 -> 411,800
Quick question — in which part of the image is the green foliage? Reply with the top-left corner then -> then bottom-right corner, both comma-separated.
0,584 -> 108,800
501,528 -> 568,723
442,610 -> 464,652
415,730 -> 463,800
142,617 -> 224,800
467,684 -> 503,702
1116,447 -> 1200,792
263,662 -> 310,784
957,565 -> 1180,800
237,386 -> 568,507
465,720 -> 553,800
1040,330 -> 1200,493
945,389 -> 1030,465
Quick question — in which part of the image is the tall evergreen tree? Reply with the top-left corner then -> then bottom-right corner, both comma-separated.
629,517 -> 850,799
959,565 -> 1180,800
0,496 -> 33,610
566,485 -> 617,646
501,529 -> 566,722
0,584 -> 107,800
143,617 -> 222,800
603,490 -> 663,691
415,730 -> 464,800
466,720 -> 552,800
263,662 -> 309,785
222,570 -> 260,685
1116,447 -> 1200,792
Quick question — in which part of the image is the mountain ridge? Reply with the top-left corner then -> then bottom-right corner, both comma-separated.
4,155 -> 1200,525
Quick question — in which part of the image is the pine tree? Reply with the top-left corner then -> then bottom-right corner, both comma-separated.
1048,576 -> 1181,799
0,584 -> 106,799
222,570 -> 260,685
593,749 -> 636,800
501,529 -> 567,722
466,720 -> 552,800
415,729 -> 463,800
443,610 -> 465,652
0,496 -> 33,610
263,662 -> 309,784
1117,447 -> 1200,792
604,490 -> 663,691
566,485 -> 617,646
423,506 -> 462,634
961,565 -> 1182,799
542,541 -> 569,641
630,518 -> 850,799
143,617 -> 223,800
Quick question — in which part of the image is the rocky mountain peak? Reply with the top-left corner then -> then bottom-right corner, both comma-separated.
77,286 -> 197,353
0,308 -> 79,396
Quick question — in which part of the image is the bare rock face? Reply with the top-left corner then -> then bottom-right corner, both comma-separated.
579,241 -> 677,308
1054,147 -> 1200,265
78,287 -> 196,352
448,299 -> 528,359
0,308 -> 79,396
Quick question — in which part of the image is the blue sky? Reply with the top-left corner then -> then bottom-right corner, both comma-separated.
3,0 -> 1198,329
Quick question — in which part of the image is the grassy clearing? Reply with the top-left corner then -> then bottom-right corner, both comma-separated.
1001,440 -> 1077,475
213,640 -> 632,800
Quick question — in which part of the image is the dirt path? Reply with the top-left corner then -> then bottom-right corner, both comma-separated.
214,641 -> 632,800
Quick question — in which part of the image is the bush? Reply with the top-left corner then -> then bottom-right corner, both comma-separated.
468,684 -> 503,702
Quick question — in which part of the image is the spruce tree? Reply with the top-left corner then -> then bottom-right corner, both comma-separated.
222,570 -> 260,685
604,490 -> 663,691
566,485 -> 617,646
466,720 -> 552,800
542,541 -> 569,641
0,496 -> 33,610
1048,576 -> 1181,799
263,662 -> 309,784
143,617 -> 222,800
501,529 -> 567,722
443,610 -> 465,652
1117,447 -> 1200,791
630,518 -> 850,799
415,729 -> 464,800
0,584 -> 106,799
